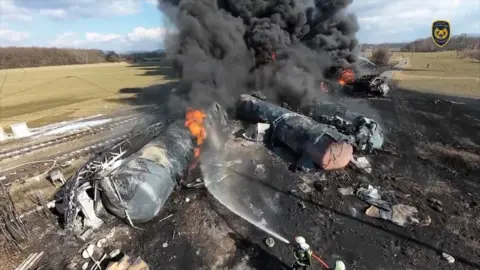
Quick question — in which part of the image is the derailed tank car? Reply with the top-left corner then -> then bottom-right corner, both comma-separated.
56,103 -> 228,232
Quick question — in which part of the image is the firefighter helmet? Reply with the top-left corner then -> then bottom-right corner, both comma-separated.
295,236 -> 306,244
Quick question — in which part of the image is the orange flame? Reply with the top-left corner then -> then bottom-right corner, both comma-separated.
185,109 -> 207,158
338,69 -> 355,85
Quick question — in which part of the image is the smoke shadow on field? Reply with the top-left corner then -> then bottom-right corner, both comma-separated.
108,81 -> 179,109
127,59 -> 179,80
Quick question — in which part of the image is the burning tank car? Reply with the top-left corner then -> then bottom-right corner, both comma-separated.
54,103 -> 229,235
348,74 -> 390,97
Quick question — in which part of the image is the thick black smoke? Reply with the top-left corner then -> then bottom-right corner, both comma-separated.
159,0 -> 359,109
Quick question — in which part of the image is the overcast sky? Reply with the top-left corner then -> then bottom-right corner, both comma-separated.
0,0 -> 478,52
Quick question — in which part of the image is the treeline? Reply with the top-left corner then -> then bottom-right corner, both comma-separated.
362,34 -> 480,52
402,34 -> 480,52
121,50 -> 166,62
0,47 -> 109,69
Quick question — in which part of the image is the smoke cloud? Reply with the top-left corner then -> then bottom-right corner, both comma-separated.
159,0 -> 360,109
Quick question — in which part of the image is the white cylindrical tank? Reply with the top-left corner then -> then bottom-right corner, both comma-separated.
10,122 -> 31,138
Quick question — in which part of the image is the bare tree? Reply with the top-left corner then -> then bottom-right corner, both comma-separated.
371,47 -> 391,66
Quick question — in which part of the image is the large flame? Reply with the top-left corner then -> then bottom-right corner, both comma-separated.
338,69 -> 355,85
185,109 -> 207,158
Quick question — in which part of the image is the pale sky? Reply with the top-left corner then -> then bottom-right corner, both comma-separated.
0,0 -> 478,52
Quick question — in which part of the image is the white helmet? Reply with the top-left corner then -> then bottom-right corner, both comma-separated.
294,236 -> 310,250
294,236 -> 306,244
334,260 -> 346,270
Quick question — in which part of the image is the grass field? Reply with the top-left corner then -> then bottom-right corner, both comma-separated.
391,51 -> 480,98
0,61 -> 176,129
0,52 -> 477,131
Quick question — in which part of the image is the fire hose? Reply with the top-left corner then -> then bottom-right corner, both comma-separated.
312,253 -> 330,269
287,241 -> 331,269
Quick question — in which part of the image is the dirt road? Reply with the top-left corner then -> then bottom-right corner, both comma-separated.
381,56 -> 411,79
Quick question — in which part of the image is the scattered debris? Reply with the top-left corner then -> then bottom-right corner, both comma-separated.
78,229 -> 94,242
48,167 -> 65,186
265,237 -> 275,247
391,204 -> 430,227
314,181 -> 326,192
356,185 -> 391,210
254,164 -> 266,178
442,252 -> 455,264
82,244 -> 96,259
298,201 -> 306,209
158,214 -> 173,223
109,249 -> 121,258
14,252 -> 44,270
351,157 -> 372,173
105,228 -> 116,240
338,187 -> 354,196
428,198 -> 444,212
297,182 -> 313,193
66,262 -> 77,270
223,159 -> 242,167
358,185 -> 430,227
366,204 -> 430,227
243,123 -> 270,142
298,172 -> 323,183
97,238 -> 107,248
105,254 -> 149,270
185,178 -> 205,188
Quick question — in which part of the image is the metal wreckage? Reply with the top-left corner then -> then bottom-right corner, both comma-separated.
336,68 -> 390,98
55,94 -> 384,236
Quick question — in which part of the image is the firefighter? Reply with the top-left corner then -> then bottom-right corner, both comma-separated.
292,236 -> 313,270
292,236 -> 347,270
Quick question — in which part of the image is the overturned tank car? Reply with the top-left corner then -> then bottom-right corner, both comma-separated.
56,103 -> 228,233
237,94 -> 355,171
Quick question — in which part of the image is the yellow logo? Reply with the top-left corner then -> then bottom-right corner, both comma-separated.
432,20 -> 451,47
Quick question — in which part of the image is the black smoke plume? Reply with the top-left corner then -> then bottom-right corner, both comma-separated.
159,0 -> 359,109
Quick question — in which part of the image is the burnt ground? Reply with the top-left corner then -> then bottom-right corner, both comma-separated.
117,87 -> 479,269
98,87 -> 480,269
3,81 -> 480,269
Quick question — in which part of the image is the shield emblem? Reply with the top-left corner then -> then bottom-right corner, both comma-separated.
432,20 -> 451,47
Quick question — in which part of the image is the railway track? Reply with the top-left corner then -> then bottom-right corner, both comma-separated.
0,116 -> 139,160
0,133 -> 131,186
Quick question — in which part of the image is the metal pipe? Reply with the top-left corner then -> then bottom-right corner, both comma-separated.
236,95 -> 354,170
